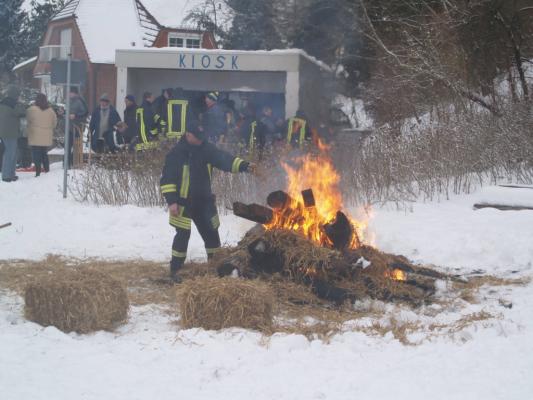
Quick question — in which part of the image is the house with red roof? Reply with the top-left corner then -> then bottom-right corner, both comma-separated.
15,0 -> 217,109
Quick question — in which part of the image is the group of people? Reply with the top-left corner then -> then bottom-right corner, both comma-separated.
0,85 -> 65,182
0,80 -> 332,183
91,87 -> 327,156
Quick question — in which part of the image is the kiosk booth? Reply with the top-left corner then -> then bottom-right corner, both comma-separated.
115,48 -> 331,124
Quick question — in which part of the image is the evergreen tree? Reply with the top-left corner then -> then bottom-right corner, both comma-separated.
224,0 -> 282,50
0,0 -> 28,75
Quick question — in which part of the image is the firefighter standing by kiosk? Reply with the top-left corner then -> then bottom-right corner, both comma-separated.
154,88 -> 172,135
160,120 -> 256,283
134,92 -> 159,151
155,88 -> 189,140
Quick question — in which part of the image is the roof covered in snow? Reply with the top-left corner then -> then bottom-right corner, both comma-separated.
141,0 -> 208,29
50,0 -> 160,64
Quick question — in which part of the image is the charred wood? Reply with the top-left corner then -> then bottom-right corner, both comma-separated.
311,279 -> 356,305
233,202 -> 274,224
323,211 -> 355,250
248,238 -> 285,274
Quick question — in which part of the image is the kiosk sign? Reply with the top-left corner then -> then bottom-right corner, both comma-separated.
177,53 -> 239,71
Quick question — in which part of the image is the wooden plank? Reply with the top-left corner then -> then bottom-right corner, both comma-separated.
498,185 -> 533,190
301,189 -> 316,208
473,203 -> 533,211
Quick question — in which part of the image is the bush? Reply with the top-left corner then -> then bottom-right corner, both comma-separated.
71,104 -> 533,210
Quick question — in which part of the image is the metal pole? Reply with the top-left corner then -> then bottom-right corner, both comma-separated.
63,51 -> 72,199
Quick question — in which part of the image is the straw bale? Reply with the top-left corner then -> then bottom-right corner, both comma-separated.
177,276 -> 274,332
24,269 -> 129,333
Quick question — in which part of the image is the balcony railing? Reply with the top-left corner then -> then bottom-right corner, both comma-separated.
38,45 -> 72,63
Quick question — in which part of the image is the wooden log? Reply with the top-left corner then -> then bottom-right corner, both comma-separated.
301,189 -> 315,208
233,202 -> 274,224
323,211 -> 354,250
0,222 -> 12,230
473,203 -> 533,211
267,191 -> 294,209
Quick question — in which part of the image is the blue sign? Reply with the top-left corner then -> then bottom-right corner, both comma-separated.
178,54 -> 239,70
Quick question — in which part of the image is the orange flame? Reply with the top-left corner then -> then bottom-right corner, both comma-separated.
265,139 -> 365,248
385,269 -> 407,281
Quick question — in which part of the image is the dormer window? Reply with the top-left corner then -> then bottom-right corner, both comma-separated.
168,32 -> 201,48
168,36 -> 184,47
186,38 -> 200,49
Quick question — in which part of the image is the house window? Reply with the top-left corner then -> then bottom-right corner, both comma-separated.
168,36 -> 184,47
168,33 -> 201,48
60,28 -> 72,59
186,38 -> 201,49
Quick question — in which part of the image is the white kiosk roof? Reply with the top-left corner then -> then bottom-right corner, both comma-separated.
115,48 -> 332,72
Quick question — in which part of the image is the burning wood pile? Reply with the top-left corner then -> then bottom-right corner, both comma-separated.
214,144 -> 448,307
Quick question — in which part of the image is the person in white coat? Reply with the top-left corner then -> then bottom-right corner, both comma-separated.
26,93 -> 57,177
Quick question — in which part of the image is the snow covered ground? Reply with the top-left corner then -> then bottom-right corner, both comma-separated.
1,165 -> 533,399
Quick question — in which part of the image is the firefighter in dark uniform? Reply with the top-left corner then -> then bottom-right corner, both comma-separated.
160,120 -> 256,283
284,109 -> 312,149
134,92 -> 159,151
154,88 -> 173,135
167,88 -> 189,140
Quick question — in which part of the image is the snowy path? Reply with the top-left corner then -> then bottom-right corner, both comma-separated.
1,166 -> 533,399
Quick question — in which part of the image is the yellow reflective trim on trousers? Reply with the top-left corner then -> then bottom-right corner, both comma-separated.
169,216 -> 191,230
160,184 -> 177,194
211,214 -> 220,229
299,120 -> 307,148
205,247 -> 219,255
180,165 -> 190,199
287,118 -> 306,148
207,163 -> 212,180
249,121 -> 257,151
172,250 -> 187,258
231,158 -> 243,173
136,108 -> 148,144
167,100 -> 189,138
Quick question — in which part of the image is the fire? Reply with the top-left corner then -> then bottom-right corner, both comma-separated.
385,269 -> 407,281
265,139 -> 365,248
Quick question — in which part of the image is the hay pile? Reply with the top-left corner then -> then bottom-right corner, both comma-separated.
177,276 -> 274,332
24,269 -> 129,333
212,227 -> 445,306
